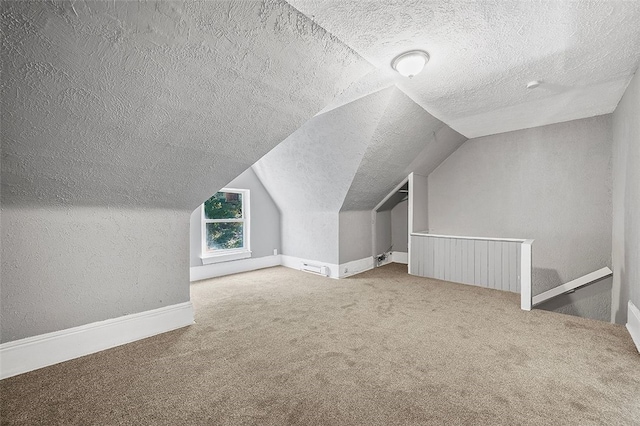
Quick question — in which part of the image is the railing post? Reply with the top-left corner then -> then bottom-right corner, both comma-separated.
520,240 -> 533,311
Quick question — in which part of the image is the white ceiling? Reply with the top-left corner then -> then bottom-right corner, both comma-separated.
2,1 -> 640,212
253,88 -> 395,214
341,88 -> 465,211
1,0 -> 370,208
289,0 -> 640,137
254,87 -> 465,214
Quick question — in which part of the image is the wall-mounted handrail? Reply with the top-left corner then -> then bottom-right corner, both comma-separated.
531,267 -> 613,307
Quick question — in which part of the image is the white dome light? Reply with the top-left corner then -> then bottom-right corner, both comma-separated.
391,50 -> 430,78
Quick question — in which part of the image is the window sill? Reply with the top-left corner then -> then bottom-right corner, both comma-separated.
201,250 -> 251,265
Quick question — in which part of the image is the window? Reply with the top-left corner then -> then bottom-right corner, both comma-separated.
201,188 -> 250,264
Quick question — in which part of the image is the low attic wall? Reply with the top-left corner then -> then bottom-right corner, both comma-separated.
0,206 -> 189,343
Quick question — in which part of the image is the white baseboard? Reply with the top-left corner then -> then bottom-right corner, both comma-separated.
190,254 -> 281,282
0,301 -> 194,380
340,256 -> 374,278
281,255 -> 340,279
626,301 -> 640,353
392,251 -> 408,264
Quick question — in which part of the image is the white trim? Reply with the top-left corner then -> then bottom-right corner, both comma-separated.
281,255 -> 340,279
520,240 -> 534,311
201,250 -> 251,265
0,302 -> 194,380
340,257 -> 374,278
191,255 -> 281,281
392,251 -> 408,264
411,232 -> 528,243
626,301 -> 640,353
532,267 -> 613,307
408,173 -> 415,273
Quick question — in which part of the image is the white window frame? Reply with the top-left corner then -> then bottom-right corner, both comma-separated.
200,188 -> 251,265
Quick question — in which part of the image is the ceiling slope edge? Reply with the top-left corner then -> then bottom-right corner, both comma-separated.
405,124 -> 467,179
252,87 -> 396,216
340,87 -> 450,212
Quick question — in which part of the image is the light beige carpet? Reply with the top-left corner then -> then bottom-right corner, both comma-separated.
1,263 -> 639,425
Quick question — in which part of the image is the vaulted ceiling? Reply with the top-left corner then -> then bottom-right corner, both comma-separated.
2,1 -> 640,212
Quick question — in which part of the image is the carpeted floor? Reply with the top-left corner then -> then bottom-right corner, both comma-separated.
1,263 -> 639,425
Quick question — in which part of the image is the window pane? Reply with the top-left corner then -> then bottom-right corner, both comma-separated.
204,192 -> 242,219
206,222 -> 243,251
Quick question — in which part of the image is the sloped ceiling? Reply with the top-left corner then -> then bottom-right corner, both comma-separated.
3,0 -> 640,213
0,0 -> 371,209
341,88 -> 464,211
253,87 -> 395,213
289,0 -> 640,138
254,86 -> 465,214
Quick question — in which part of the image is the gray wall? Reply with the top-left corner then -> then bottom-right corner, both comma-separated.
339,210 -> 373,264
612,71 -> 640,324
391,200 -> 408,253
282,211 -> 338,264
189,168 -> 281,267
374,210 -> 392,257
1,206 -> 190,343
411,173 -> 429,234
427,115 -> 613,321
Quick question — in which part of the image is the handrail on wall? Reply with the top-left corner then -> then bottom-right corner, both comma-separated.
530,267 -> 613,307
408,233 -> 609,312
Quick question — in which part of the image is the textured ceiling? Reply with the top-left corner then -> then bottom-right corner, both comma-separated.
341,88 -> 464,211
289,0 -> 640,137
0,0 -> 371,208
376,182 -> 408,213
253,88 -> 394,213
3,0 -> 640,213
254,86 -> 464,215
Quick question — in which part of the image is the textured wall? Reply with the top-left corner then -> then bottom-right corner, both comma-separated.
0,207 -> 189,343
339,211 -> 373,264
189,167 -> 281,267
281,211 -> 338,264
391,200 -> 408,253
612,71 -> 640,324
428,116 -> 613,321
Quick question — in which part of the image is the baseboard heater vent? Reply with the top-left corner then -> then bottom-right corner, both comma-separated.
301,263 -> 328,277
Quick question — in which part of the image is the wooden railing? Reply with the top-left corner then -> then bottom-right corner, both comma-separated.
409,232 -> 534,310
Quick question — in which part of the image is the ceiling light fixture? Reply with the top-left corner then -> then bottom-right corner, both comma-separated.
391,50 -> 430,78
